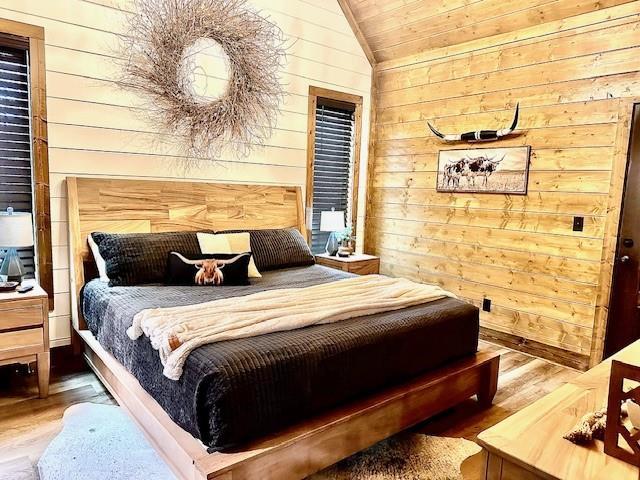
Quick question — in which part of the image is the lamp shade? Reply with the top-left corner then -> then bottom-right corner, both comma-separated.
0,208 -> 34,248
319,210 -> 345,232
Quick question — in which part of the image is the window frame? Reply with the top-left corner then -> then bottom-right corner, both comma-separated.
305,86 -> 363,248
0,19 -> 53,309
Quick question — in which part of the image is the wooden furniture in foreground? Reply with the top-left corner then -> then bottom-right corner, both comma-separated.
315,253 -> 380,275
477,339 -> 640,480
604,360 -> 640,466
67,176 -> 500,480
0,282 -> 49,398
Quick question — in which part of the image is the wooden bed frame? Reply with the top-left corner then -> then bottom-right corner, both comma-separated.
66,176 -> 500,480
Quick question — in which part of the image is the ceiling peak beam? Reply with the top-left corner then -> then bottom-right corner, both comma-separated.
337,0 -> 376,66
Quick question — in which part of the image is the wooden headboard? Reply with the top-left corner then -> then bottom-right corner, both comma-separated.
66,177 -> 304,330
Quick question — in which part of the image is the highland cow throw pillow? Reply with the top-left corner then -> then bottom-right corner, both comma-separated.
166,252 -> 251,286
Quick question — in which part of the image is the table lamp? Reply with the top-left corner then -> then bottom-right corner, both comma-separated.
319,209 -> 345,256
0,207 -> 34,283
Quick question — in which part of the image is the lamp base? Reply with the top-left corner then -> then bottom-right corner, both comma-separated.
324,232 -> 340,256
0,248 -> 26,283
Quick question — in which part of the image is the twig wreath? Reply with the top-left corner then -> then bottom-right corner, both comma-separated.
117,0 -> 286,159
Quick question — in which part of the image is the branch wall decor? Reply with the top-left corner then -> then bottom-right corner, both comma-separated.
427,103 -> 520,142
117,0 -> 287,160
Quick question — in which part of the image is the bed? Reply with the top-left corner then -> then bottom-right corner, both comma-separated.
67,177 -> 500,480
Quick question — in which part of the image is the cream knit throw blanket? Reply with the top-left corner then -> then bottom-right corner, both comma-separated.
127,275 -> 455,380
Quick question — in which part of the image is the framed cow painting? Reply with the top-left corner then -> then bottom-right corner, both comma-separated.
436,146 -> 531,194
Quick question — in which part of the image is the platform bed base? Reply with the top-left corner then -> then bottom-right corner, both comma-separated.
78,329 -> 499,480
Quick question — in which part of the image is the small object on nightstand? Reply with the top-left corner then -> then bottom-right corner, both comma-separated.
0,281 -> 19,292
315,253 -> 380,275
336,227 -> 355,257
0,282 -> 50,398
17,284 -> 34,294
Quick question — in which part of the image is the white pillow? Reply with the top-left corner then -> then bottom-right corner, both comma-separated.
88,234 -> 109,282
197,232 -> 261,278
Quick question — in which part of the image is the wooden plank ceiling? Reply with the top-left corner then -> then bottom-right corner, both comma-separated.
342,0 -> 635,63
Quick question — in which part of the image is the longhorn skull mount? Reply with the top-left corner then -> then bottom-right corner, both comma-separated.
428,103 -> 520,143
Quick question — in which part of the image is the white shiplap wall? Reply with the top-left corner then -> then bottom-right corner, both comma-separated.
2,0 -> 372,346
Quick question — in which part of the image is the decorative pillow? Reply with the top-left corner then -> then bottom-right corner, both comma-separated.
197,232 -> 261,278
216,228 -> 314,271
88,234 -> 109,282
166,252 -> 251,286
91,231 -> 208,286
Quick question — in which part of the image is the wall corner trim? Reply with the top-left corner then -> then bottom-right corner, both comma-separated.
336,0 -> 376,66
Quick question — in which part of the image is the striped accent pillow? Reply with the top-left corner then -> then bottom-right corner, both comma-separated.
216,228 -> 315,271
91,231 -> 211,286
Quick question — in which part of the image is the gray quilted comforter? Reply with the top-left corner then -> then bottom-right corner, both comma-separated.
82,265 -> 479,451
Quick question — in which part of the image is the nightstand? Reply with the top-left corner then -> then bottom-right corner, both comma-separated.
0,283 -> 49,398
315,253 -> 380,275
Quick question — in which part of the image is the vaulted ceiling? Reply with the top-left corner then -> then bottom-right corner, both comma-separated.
341,0 -> 634,63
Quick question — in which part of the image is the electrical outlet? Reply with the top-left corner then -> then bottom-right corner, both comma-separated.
573,216 -> 584,232
482,298 -> 491,312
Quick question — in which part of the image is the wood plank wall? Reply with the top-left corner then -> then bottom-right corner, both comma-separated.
1,0 -> 371,347
366,1 -> 640,368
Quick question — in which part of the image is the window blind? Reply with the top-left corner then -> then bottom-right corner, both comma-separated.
310,103 -> 355,254
0,45 -> 35,278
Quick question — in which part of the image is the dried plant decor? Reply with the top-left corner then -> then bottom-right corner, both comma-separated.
117,0 -> 286,159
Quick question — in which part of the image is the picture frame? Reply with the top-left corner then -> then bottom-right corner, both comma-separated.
436,146 -> 531,195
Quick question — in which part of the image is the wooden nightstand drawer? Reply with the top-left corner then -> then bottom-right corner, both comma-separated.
347,261 -> 379,275
0,327 -> 44,360
1,305 -> 45,329
315,254 -> 380,275
0,283 -> 49,397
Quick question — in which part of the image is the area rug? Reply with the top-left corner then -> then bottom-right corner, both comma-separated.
35,403 -> 479,480
0,456 -> 38,480
309,432 -> 481,480
37,403 -> 175,480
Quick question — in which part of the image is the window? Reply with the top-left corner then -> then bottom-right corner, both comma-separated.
0,20 -> 52,307
306,87 -> 362,254
0,46 -> 35,277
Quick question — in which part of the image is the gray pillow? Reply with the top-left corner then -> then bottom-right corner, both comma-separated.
215,228 -> 314,271
91,231 -> 211,286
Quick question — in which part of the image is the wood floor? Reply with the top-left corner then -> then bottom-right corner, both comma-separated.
0,341 -> 578,478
